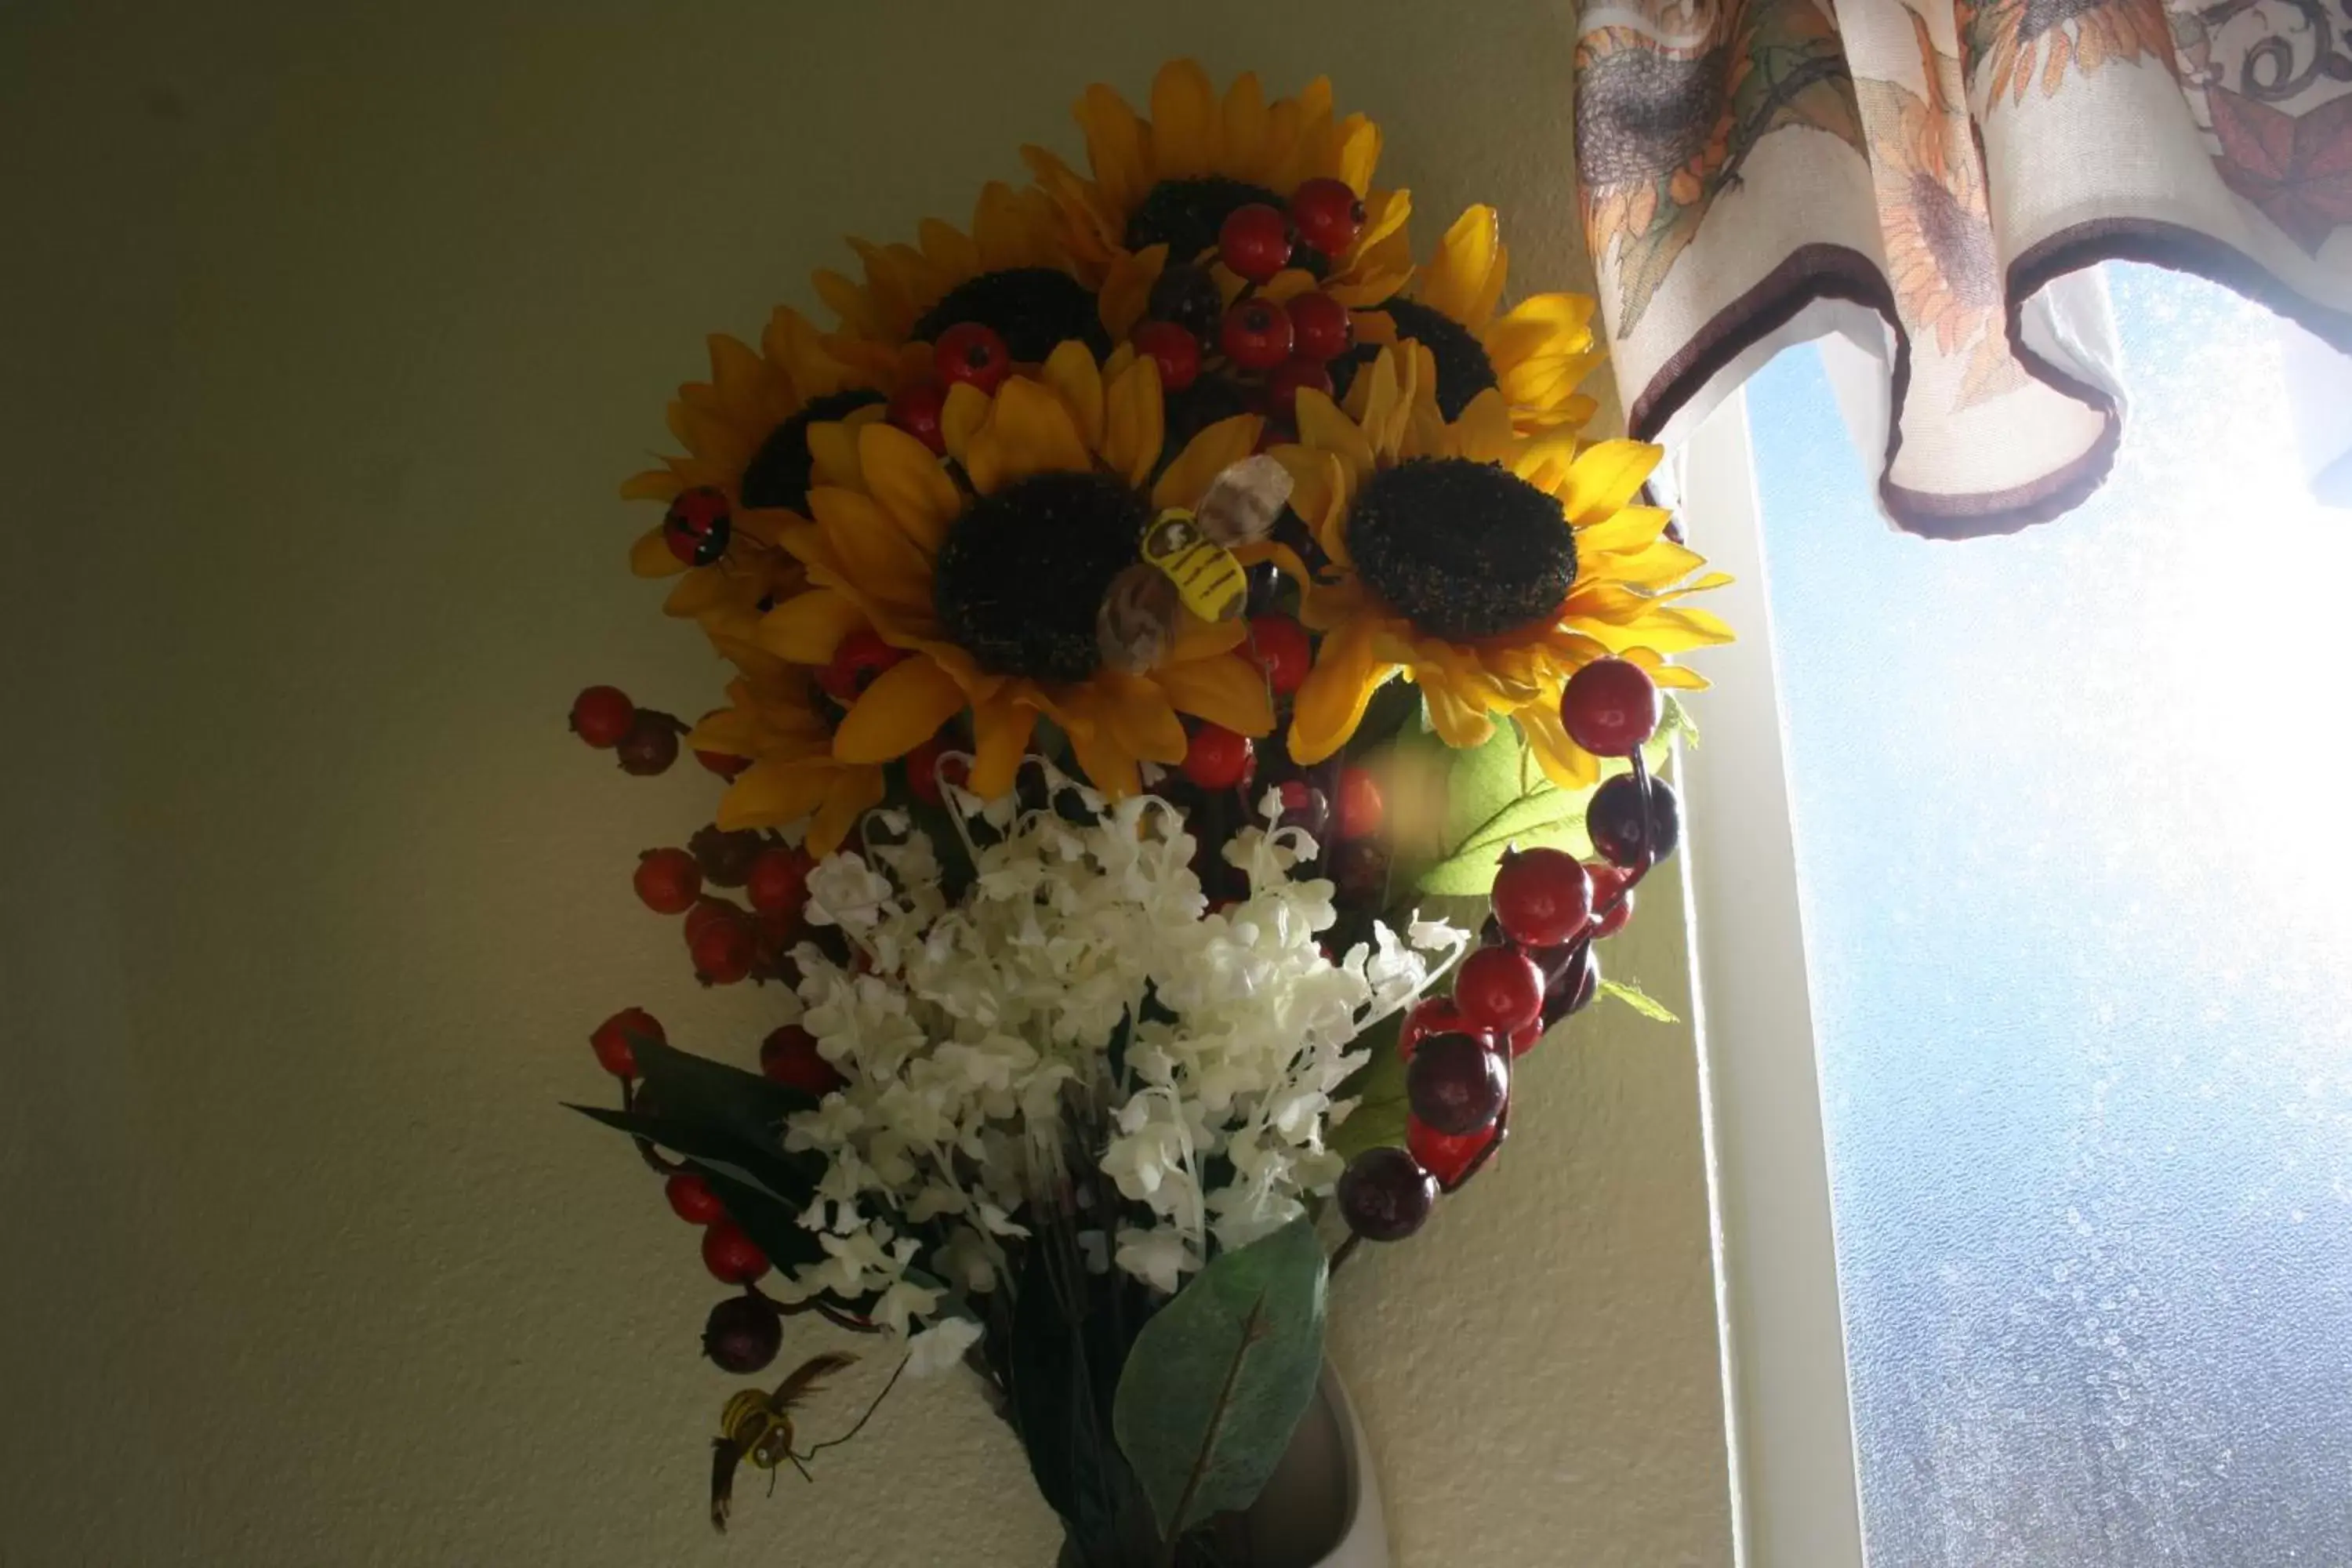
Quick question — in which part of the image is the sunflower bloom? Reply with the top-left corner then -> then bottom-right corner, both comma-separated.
760,341 -> 1275,801
688,644 -> 887,857
622,309 -> 920,644
1279,347 -> 1730,786
1022,59 -> 1414,314
812,182 -> 1107,364
1352,205 -> 1609,435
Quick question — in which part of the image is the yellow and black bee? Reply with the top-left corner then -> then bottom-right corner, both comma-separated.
1096,453 -> 1294,672
708,1351 -> 857,1532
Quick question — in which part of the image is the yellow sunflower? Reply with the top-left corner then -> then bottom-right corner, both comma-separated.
1022,59 -> 1414,314
623,308 -> 919,644
811,181 -> 1109,364
1278,347 -> 1731,788
687,641 -> 886,857
755,341 -> 1276,800
1351,205 -> 1609,436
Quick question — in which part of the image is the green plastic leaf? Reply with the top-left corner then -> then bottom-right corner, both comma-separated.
1599,978 -> 1682,1024
1112,1218 -> 1328,1542
1330,1029 -> 1409,1163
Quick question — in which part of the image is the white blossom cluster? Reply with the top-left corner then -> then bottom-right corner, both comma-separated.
765,762 -> 1466,1352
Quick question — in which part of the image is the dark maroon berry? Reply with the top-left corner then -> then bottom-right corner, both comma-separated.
702,1294 -> 783,1374
1330,837 -> 1388,903
1561,658 -> 1661,758
1337,1146 -> 1439,1242
1587,775 -> 1680,869
1147,263 -> 1225,343
1405,1033 -> 1508,1135
1543,943 -> 1602,1028
1274,779 -> 1327,837
615,710 -> 681,776
690,825 -> 765,888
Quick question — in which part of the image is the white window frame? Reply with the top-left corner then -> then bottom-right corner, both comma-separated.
1672,387 -> 1869,1568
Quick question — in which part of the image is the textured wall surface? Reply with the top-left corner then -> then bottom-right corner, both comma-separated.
0,2 -> 1730,1563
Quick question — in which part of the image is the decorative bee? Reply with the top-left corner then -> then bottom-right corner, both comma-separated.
708,1350 -> 857,1532
1096,453 -> 1293,673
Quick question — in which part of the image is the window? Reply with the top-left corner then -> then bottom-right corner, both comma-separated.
1690,266 -> 2352,1566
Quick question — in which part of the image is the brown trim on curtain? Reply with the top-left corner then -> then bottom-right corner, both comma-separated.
1624,218 -> 2352,540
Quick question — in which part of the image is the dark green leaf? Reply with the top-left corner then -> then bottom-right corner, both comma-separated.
630,1035 -> 814,1141
567,1104 -> 816,1207
1112,1218 -> 1328,1541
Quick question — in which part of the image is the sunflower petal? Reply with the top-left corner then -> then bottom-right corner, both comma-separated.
1560,441 -> 1665,528
620,468 -> 684,503
1152,414 -> 1264,510
1221,72 -> 1271,182
1105,356 -> 1167,489
833,657 -> 967,764
808,766 -> 887,857
1149,59 -> 1219,180
758,589 -> 866,663
631,526 -> 687,578
1293,390 -> 1376,490
1100,245 -> 1166,340
806,488 -> 934,612
805,420 -> 864,492
967,377 -> 1092,495
1290,615 -> 1393,764
1041,340 -> 1107,451
1076,84 -> 1151,217
859,422 -> 961,553
1417,664 -> 1497,750
970,695 -> 1037,799
1065,715 -> 1142,800
718,758 -> 836,832
1335,114 -> 1381,196
1516,702 -> 1602,791
1158,652 -> 1275,738
942,383 -> 991,464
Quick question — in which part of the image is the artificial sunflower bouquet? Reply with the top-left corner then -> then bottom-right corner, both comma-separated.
563,60 -> 1730,1566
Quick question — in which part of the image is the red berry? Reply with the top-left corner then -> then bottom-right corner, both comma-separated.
887,379 -> 949,453
746,847 -> 813,916
1219,299 -> 1294,371
1275,779 -> 1328,837
1335,767 -> 1385,839
663,485 -> 733,566
1181,725 -> 1254,790
1399,997 -> 1487,1060
1288,177 -> 1366,257
904,736 -> 967,807
760,1024 -> 845,1097
1216,201 -> 1294,283
1490,848 -> 1593,947
684,896 -> 746,949
1561,658 -> 1662,758
1337,1146 -> 1438,1242
1454,946 -> 1544,1033
1405,1032 -> 1509,1135
1131,321 -> 1203,391
633,848 -> 702,914
615,711 -> 681,776
666,1171 -> 727,1225
569,685 -> 636,748
1589,867 -> 1637,940
1508,1018 -> 1544,1057
818,630 -> 906,704
589,1007 -> 663,1077
1409,1116 -> 1496,1187
1284,291 -> 1354,363
1264,358 -> 1334,422
935,321 -> 1011,393
1244,615 -> 1311,696
695,745 -> 749,781
690,916 -> 757,985
700,1221 -> 770,1284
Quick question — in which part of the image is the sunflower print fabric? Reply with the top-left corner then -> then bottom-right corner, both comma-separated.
1572,0 -> 2352,539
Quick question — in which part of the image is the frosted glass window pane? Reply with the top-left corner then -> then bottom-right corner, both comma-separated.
1749,266 -> 2352,1566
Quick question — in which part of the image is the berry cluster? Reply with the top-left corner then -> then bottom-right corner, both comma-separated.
1335,658 -> 1679,1244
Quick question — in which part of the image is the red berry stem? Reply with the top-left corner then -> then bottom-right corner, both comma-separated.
617,1076 -> 688,1177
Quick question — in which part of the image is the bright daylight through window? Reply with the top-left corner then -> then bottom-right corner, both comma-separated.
1751,264 -> 2352,1564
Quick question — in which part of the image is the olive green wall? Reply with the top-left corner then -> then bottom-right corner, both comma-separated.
0,2 -> 1730,1563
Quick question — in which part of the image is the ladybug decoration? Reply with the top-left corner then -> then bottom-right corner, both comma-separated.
663,486 -> 733,567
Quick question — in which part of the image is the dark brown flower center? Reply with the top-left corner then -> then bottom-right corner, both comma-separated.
1348,457 -> 1576,642
911,267 -> 1110,362
933,471 -> 1150,681
1124,177 -> 1329,278
739,389 -> 887,511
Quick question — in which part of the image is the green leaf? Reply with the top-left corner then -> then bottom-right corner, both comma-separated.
633,1035 -> 814,1141
1112,1218 -> 1329,1542
567,1104 -> 811,1204
1330,1018 -> 1408,1163
1599,978 -> 1682,1024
